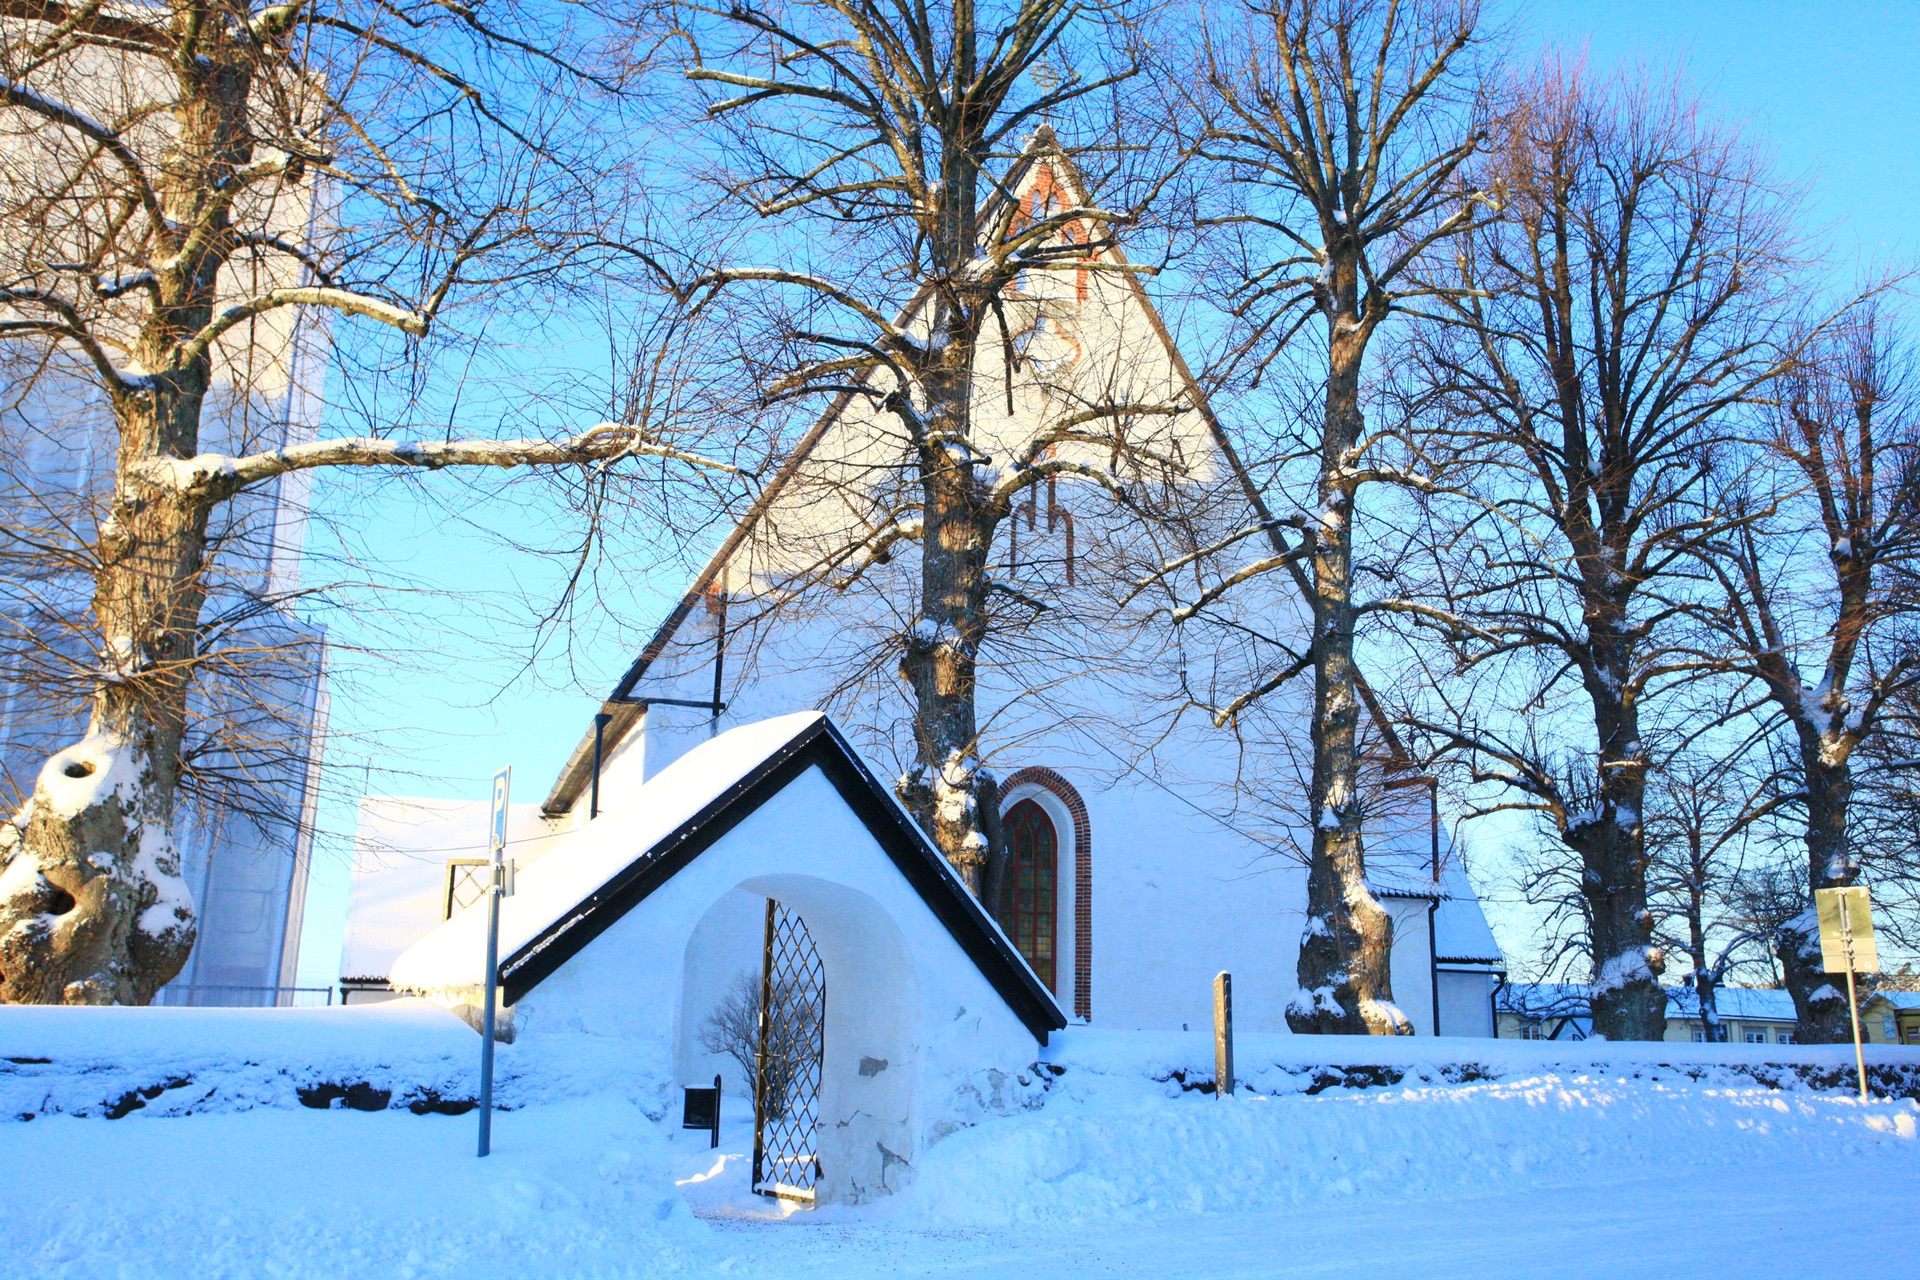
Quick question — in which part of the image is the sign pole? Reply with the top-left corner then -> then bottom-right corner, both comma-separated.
1816,886 -> 1878,1105
1841,896 -> 1867,1103
479,766 -> 511,1157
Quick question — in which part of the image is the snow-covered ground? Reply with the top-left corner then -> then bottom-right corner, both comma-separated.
5,1006 -> 1919,1278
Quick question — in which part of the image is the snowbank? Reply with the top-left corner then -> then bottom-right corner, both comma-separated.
0,999 -> 670,1121
4,1015 -> 1920,1278
896,1035 -> 1920,1229
7,1095 -> 709,1279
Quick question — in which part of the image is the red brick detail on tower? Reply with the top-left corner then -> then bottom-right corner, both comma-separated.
999,767 -> 1092,1021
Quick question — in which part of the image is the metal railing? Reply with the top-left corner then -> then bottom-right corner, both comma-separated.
155,984 -> 335,1008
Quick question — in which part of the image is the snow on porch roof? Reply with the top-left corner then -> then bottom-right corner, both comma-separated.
389,711 -> 1066,1041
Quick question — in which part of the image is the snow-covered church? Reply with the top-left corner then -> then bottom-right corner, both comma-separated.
344,139 -> 1505,1204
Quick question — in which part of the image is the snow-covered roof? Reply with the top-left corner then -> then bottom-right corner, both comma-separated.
1432,858 -> 1504,965
1865,991 -> 1920,1011
390,712 -> 1065,1039
1499,982 -> 1799,1024
1668,986 -> 1797,1023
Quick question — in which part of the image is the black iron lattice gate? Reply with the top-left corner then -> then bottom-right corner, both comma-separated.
751,900 -> 825,1201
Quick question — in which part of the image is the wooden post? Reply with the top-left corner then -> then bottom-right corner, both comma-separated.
1213,971 -> 1234,1098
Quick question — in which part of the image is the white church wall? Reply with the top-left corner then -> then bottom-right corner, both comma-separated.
509,764 -> 1040,1204
1437,969 -> 1501,1038
1071,775 -> 1305,1034
1384,897 -> 1438,1036
592,584 -> 1469,1039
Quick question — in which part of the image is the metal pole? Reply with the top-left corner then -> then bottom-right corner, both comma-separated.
479,765 -> 510,1157
590,713 -> 611,820
478,862 -> 500,1156
1213,971 -> 1234,1098
1842,896 -> 1868,1102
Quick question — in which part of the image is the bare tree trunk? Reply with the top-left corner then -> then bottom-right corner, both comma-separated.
1694,315 -> 1920,1042
1571,631 -> 1663,1039
1294,322 -> 1404,1034
898,316 -> 997,890
680,0 -> 1160,898
0,472 -> 207,1003
1170,0 -> 1490,1035
1400,64 -> 1796,1037
1779,742 -> 1859,1042
0,37 -> 247,1001
0,0 -> 739,1001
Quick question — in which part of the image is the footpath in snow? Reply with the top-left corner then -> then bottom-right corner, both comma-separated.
3,1006 -> 1919,1278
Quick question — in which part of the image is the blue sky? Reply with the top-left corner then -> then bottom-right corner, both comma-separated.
293,1 -> 1920,988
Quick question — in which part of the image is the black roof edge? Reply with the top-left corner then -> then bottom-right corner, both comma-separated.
501,716 -> 1066,1043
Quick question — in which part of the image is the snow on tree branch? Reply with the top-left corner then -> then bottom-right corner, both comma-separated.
131,424 -> 749,502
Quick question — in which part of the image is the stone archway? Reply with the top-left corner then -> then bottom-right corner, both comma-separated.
675,873 -> 920,1205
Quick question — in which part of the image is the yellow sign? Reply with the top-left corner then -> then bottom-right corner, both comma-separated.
1815,886 -> 1879,974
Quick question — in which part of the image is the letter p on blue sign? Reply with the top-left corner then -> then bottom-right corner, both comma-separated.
490,767 -> 511,857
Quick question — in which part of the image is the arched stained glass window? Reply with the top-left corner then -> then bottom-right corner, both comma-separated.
998,799 -> 1058,990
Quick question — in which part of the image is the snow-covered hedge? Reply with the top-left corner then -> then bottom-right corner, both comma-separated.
0,1000 -> 665,1122
6,1007 -> 1918,1125
1042,1027 -> 1920,1101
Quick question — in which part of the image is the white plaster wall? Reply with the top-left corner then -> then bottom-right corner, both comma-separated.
1437,969 -> 1500,1038
511,766 -> 1042,1204
1074,775 -> 1308,1035
1385,898 -> 1438,1037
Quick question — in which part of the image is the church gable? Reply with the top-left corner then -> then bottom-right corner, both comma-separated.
541,138 -> 1278,817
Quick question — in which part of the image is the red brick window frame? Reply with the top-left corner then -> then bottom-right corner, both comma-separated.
999,768 -> 1092,1021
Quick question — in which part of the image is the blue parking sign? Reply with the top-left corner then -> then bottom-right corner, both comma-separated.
490,766 -> 511,855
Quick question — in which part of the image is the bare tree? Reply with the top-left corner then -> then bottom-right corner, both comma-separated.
0,1 -> 750,1004
1396,64 -> 1798,1039
1687,308 -> 1920,1040
1644,745 -> 1790,1041
673,0 -> 1183,893
1149,0 -> 1493,1034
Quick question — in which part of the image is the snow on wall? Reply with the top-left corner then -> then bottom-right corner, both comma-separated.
7,1004 -> 1917,1129
0,998 -> 673,1122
